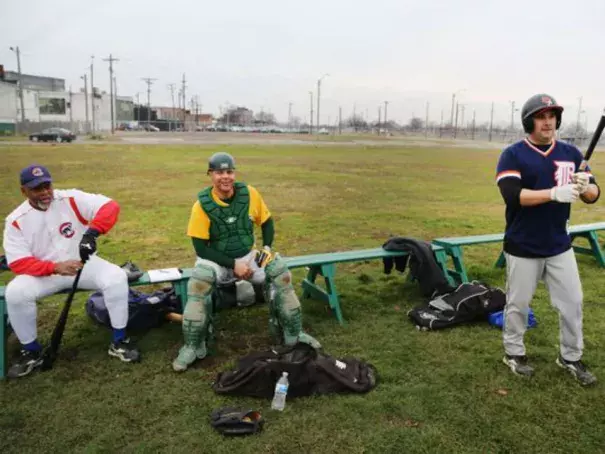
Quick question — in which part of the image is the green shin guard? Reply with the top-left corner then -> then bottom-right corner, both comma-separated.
173,265 -> 215,372
266,256 -> 321,349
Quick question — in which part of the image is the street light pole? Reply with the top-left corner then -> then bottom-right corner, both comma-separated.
451,89 -> 466,136
316,73 -> 329,132
383,100 -> 389,135
576,96 -> 583,138
9,46 -> 26,127
90,56 -> 96,134
81,74 -> 89,133
309,91 -> 313,134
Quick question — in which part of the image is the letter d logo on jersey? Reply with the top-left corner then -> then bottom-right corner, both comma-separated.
553,161 -> 575,186
59,222 -> 75,238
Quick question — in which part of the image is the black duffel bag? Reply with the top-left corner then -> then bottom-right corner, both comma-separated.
212,343 -> 377,398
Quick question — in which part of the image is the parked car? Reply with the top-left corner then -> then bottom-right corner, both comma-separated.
29,128 -> 77,143
141,123 -> 160,132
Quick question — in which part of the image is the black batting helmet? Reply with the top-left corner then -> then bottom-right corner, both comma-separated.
521,94 -> 564,134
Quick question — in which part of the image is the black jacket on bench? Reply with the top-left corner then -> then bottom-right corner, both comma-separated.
382,237 -> 454,297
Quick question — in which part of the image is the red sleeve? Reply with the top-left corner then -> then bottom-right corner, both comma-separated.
9,257 -> 56,276
89,200 -> 120,234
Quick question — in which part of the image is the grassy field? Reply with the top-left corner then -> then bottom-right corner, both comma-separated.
1,142 -> 605,453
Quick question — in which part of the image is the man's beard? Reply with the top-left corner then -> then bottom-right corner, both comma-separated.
35,200 -> 51,210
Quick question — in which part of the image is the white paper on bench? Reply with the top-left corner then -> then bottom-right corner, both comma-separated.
147,268 -> 182,283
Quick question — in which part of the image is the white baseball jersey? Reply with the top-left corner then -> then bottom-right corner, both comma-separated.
3,189 -> 111,265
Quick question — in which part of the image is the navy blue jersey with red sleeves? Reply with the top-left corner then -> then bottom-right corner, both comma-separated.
496,139 -> 593,257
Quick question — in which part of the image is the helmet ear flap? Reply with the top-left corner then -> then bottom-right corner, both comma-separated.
522,117 -> 534,134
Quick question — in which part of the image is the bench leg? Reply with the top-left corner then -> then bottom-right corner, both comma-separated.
433,248 -> 456,287
443,246 -> 469,285
572,232 -> 605,268
172,279 -> 189,311
301,264 -> 345,325
494,251 -> 506,268
302,266 -> 319,300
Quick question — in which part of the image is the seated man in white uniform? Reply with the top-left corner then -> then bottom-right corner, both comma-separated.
3,164 -> 141,378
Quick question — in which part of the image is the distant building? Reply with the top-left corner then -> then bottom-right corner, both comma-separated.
153,106 -> 213,129
3,70 -> 65,91
0,80 -> 18,133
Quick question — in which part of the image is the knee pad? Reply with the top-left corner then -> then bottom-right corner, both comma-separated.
189,264 -> 216,297
265,255 -> 292,289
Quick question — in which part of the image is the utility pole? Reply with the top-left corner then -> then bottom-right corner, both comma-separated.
454,102 -> 460,139
309,91 -> 313,134
509,100 -> 516,132
288,102 -> 293,129
471,109 -> 476,140
90,56 -> 96,134
338,106 -> 342,135
103,54 -> 119,134
378,106 -> 382,135
167,83 -> 176,131
460,105 -> 466,135
141,77 -> 157,125
425,101 -> 430,138
113,75 -> 118,129
68,86 -> 73,131
576,96 -> 583,137
81,74 -> 89,134
384,101 -> 389,135
439,109 -> 443,138
316,73 -> 329,131
9,46 -> 26,129
488,101 -> 494,142
181,73 -> 187,129
450,93 -> 456,127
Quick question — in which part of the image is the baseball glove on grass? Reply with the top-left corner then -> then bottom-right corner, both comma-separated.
210,407 -> 264,436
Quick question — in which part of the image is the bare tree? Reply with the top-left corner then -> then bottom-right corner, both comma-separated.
408,117 -> 424,131
255,111 -> 276,125
346,114 -> 368,131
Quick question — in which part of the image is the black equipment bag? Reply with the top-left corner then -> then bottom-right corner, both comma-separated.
212,343 -> 377,398
408,282 -> 506,330
86,287 -> 180,331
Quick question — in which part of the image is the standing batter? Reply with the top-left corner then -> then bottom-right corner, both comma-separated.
3,165 -> 140,378
496,94 -> 600,385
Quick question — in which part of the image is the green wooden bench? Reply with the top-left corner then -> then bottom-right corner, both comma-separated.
432,222 -> 605,284
151,245 -> 451,326
0,245 -> 450,379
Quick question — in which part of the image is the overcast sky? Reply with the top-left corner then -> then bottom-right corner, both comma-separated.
2,0 -> 604,127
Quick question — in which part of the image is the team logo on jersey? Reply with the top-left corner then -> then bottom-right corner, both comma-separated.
226,216 -> 237,224
59,222 -> 75,238
553,161 -> 575,186
32,167 -> 44,177
542,96 -> 553,106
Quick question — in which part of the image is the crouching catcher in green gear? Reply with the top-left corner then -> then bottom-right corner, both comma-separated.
173,151 -> 320,372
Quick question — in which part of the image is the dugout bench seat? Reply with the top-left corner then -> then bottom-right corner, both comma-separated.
0,245 -> 450,379
432,222 -> 605,284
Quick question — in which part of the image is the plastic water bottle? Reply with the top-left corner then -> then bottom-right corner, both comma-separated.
271,372 -> 289,411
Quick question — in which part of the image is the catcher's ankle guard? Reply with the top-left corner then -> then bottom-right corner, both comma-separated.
210,407 -> 264,436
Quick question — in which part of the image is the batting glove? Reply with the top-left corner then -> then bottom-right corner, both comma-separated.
550,184 -> 580,203
572,172 -> 591,194
79,228 -> 99,262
